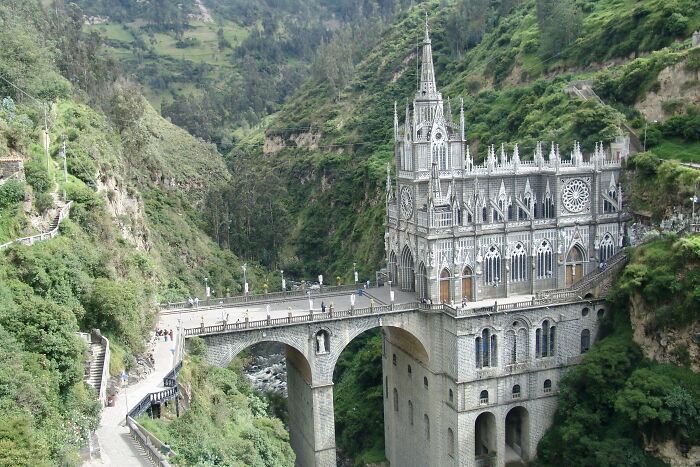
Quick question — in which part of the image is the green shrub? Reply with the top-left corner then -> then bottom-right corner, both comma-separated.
23,161 -> 51,193
0,179 -> 25,207
34,191 -> 53,213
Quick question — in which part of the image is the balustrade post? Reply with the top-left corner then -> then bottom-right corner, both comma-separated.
244,317 -> 249,328
267,314 -> 271,325
288,311 -> 292,323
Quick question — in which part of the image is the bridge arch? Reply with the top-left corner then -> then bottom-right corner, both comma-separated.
325,321 -> 430,377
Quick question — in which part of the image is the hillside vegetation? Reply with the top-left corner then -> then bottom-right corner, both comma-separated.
220,0 -> 699,280
0,1 -> 278,464
139,349 -> 295,467
75,0 -> 413,148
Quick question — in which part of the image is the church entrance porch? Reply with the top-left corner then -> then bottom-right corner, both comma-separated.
565,244 -> 585,287
400,246 -> 415,292
440,268 -> 451,303
462,266 -> 473,302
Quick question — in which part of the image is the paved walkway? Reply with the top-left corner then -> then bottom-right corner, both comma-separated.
160,286 -> 409,331
85,323 -> 178,467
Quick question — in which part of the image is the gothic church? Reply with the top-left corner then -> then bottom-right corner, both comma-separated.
385,22 -> 626,305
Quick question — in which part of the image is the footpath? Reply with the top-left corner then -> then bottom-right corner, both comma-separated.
85,322 -> 177,466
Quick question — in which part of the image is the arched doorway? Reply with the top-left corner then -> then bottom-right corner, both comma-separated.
462,266 -> 473,302
475,411 -> 497,462
440,268 -> 451,303
389,251 -> 398,284
565,244 -> 585,287
416,262 -> 428,300
505,406 -> 529,466
400,246 -> 415,292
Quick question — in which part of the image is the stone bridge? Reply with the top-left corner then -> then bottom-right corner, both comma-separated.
186,301 -> 430,467
181,255 -> 622,467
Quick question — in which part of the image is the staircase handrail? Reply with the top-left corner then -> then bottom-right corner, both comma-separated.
0,201 -> 72,250
126,416 -> 173,467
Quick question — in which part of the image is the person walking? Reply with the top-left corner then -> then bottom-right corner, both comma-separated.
321,301 -> 326,313
168,329 -> 173,341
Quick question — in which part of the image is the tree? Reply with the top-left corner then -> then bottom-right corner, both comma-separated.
536,0 -> 582,57
86,278 -> 147,353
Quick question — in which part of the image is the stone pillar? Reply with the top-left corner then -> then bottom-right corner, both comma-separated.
495,409 -> 506,467
287,360 -> 337,467
312,381 -> 336,467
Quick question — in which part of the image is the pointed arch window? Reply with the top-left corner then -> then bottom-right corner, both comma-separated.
600,233 -> 615,261
484,246 -> 501,285
604,180 -> 618,213
543,191 -> 554,218
536,240 -> 553,279
433,142 -> 448,170
511,243 -> 527,282
519,193 -> 533,220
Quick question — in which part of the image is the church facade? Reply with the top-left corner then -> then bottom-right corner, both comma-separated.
385,24 -> 625,306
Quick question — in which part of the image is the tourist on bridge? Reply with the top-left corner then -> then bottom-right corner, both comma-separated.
321,301 -> 326,313
188,297 -> 193,307
168,329 -> 173,341
194,297 -> 200,307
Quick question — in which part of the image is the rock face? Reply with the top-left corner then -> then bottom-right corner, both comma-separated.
629,293 -> 700,373
97,176 -> 150,251
635,60 -> 700,123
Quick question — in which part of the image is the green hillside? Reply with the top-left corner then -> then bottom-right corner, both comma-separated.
221,0 -> 699,280
74,0 -> 414,147
0,1 -> 276,464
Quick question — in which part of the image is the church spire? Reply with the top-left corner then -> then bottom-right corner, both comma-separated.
418,14 -> 437,97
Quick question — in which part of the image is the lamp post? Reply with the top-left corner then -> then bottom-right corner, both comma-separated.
281,270 -> 286,292
318,274 -> 323,292
691,194 -> 698,227
242,263 -> 248,297
353,262 -> 358,284
204,277 -> 209,298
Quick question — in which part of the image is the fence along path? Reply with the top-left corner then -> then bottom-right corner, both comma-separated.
0,201 -> 72,250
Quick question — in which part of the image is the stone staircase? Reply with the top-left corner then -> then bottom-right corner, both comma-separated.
565,81 -> 643,153
78,329 -> 110,406
86,341 -> 106,392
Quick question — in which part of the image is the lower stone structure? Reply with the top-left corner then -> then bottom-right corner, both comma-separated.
191,285 -> 611,467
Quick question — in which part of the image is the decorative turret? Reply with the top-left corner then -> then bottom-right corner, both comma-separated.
487,145 -> 496,172
394,101 -> 399,141
512,144 -> 520,172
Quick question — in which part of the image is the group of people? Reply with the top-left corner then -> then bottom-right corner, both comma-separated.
155,328 -> 174,342
320,301 -> 334,313
187,297 -> 200,307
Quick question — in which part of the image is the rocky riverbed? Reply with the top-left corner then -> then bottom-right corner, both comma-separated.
242,343 -> 288,396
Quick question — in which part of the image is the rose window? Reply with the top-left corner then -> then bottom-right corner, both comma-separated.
562,179 -> 590,213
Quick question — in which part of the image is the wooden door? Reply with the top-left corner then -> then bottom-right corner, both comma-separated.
566,264 -> 581,287
440,279 -> 450,303
462,277 -> 473,301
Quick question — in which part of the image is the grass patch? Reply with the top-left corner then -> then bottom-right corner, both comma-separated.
652,138 -> 700,163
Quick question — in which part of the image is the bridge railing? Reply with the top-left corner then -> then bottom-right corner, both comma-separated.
160,283 -> 362,311
185,302 -> 421,336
